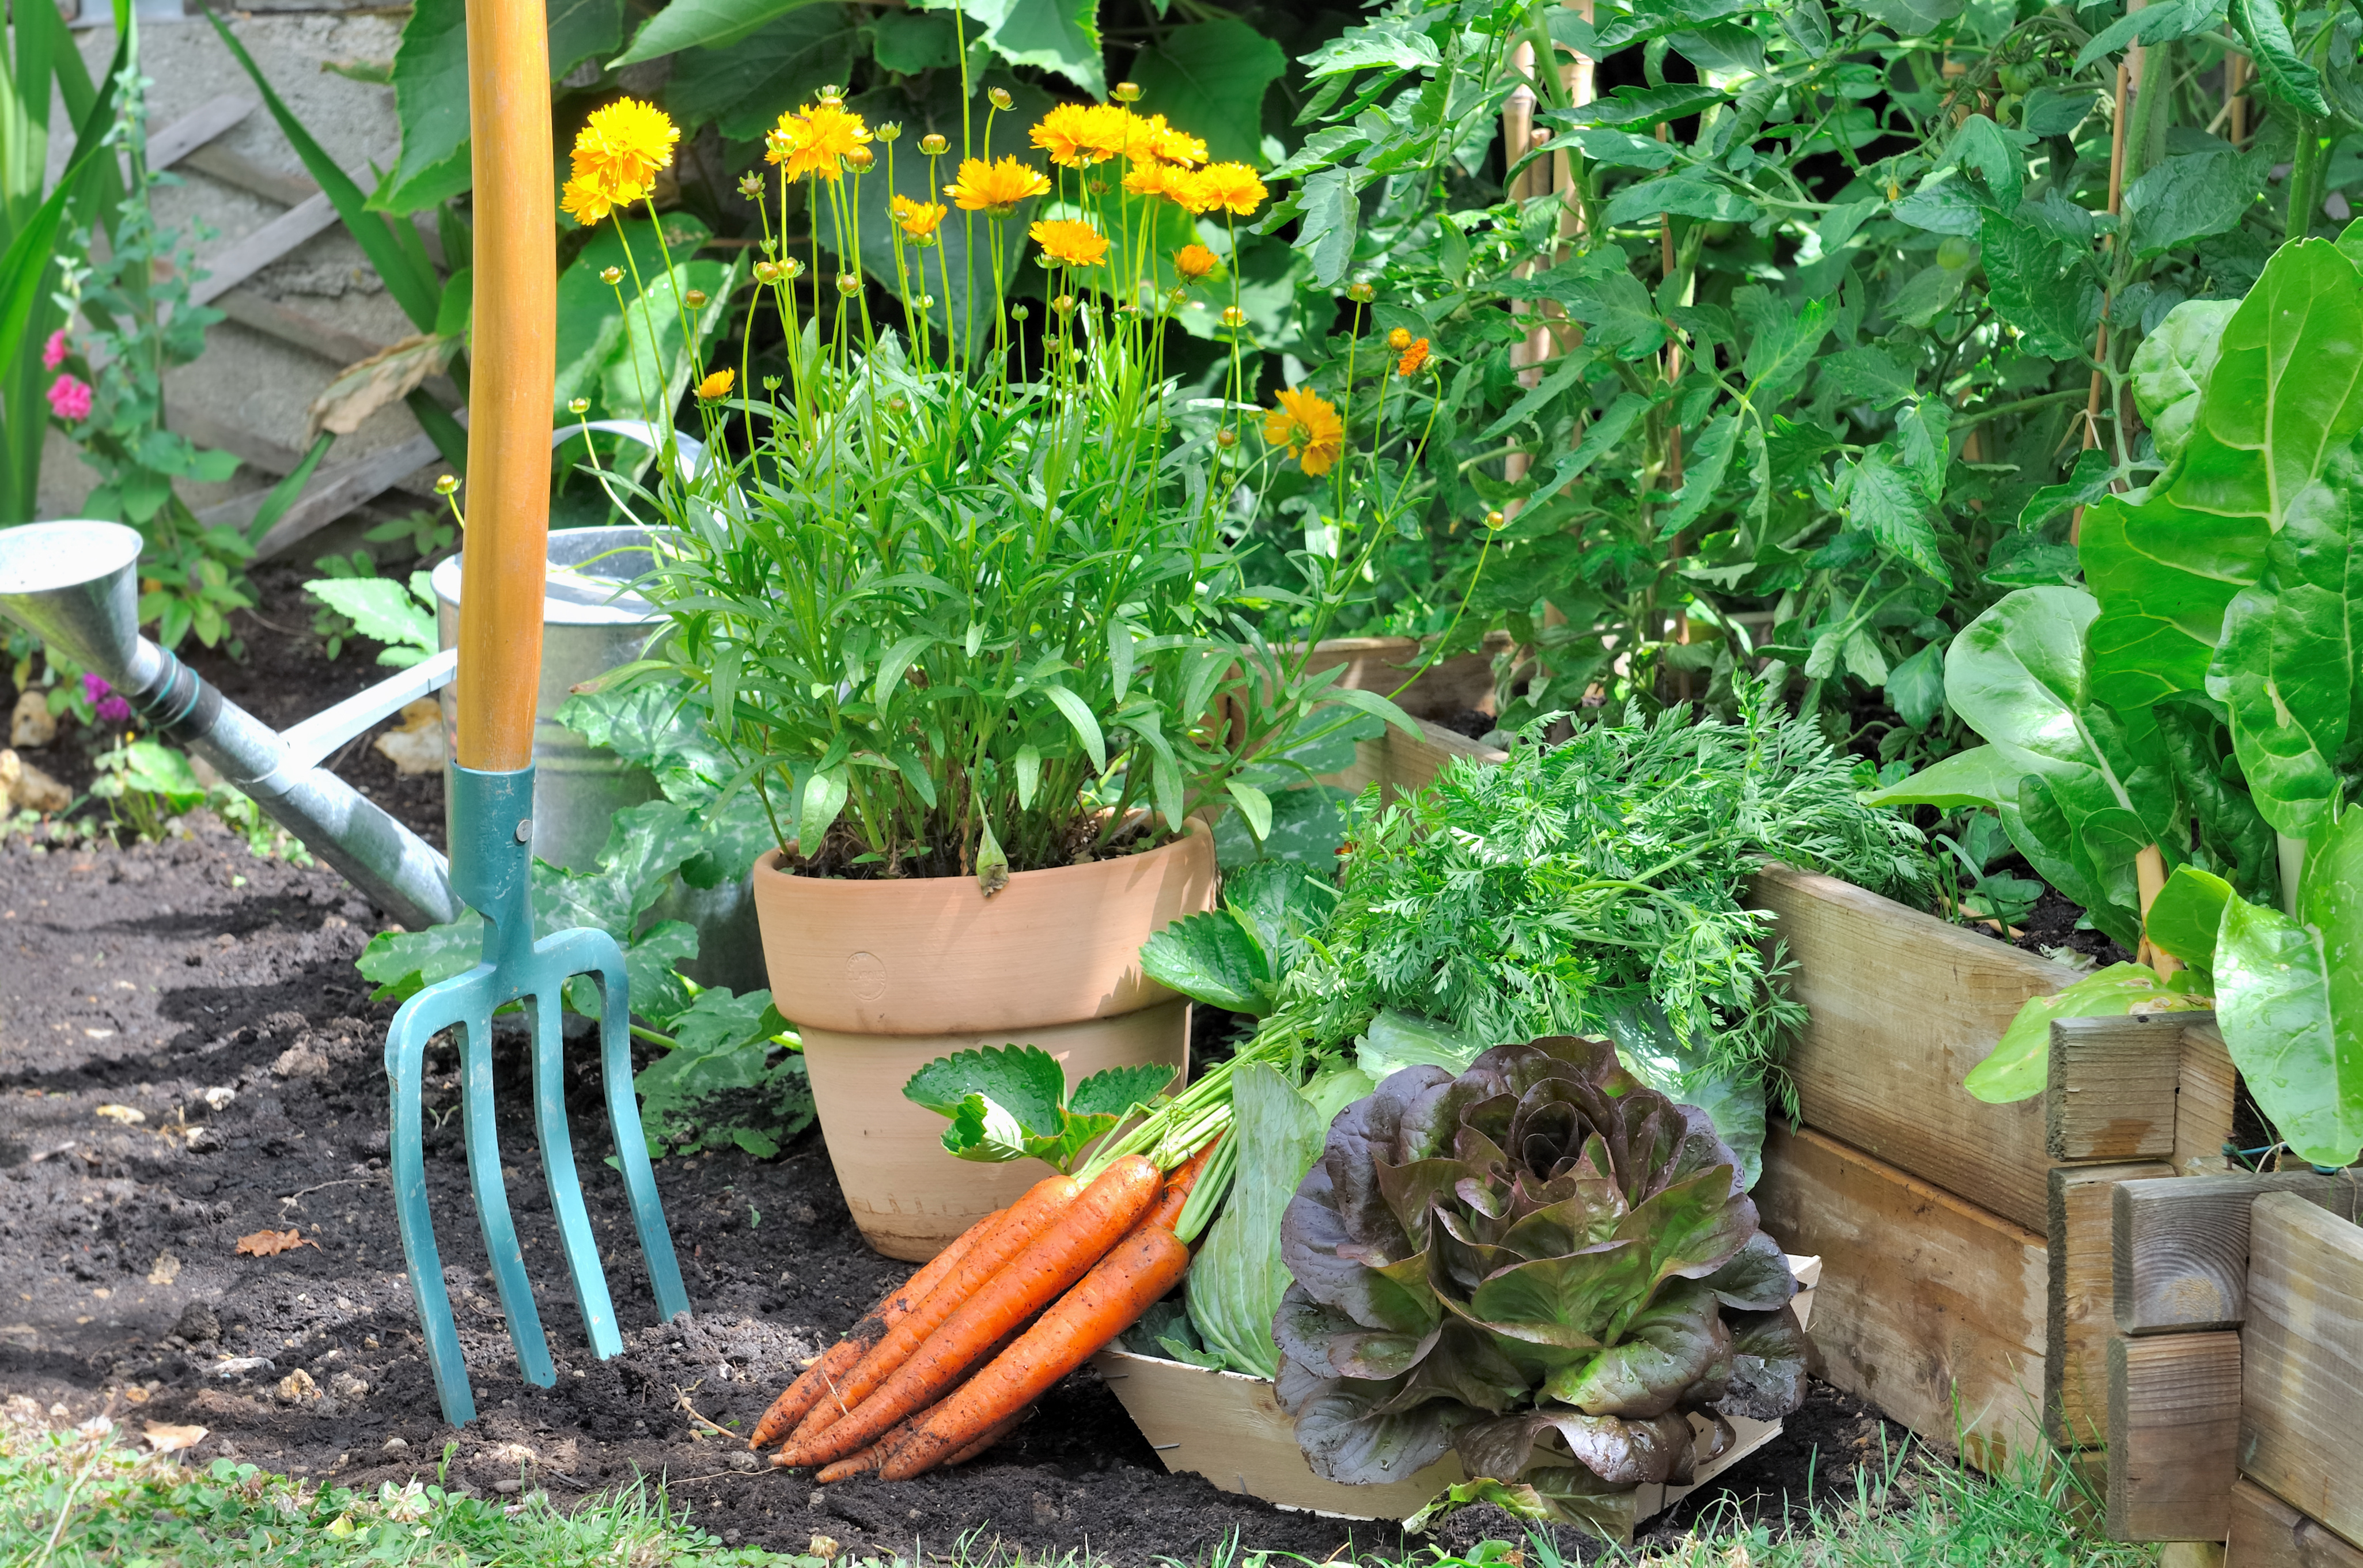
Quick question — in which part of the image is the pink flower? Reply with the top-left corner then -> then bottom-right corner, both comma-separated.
82,673 -> 131,725
46,374 -> 92,422
40,329 -> 67,371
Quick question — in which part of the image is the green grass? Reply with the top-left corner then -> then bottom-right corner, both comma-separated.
0,1402 -> 2155,1568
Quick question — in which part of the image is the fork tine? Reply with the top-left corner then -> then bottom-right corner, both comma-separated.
526,983 -> 622,1359
457,1005 -> 555,1388
387,982 -> 480,1426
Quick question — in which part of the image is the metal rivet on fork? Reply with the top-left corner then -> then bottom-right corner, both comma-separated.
514,817 -> 532,843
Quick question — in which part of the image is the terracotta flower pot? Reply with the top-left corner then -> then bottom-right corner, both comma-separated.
751,820 -> 1218,1260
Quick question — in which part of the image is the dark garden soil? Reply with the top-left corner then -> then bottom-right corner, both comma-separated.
0,821 -> 1914,1565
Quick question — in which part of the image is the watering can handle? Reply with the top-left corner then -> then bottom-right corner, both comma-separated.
453,0 -> 557,773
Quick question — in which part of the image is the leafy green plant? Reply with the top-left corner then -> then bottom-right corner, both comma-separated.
1267,683 -> 1925,1161
1873,237 -> 2363,1167
1275,1036 -> 1807,1539
1138,859 -> 1338,1016
1930,808 -> 2045,932
901,1046 -> 1176,1173
88,738 -> 309,861
301,569 -> 440,668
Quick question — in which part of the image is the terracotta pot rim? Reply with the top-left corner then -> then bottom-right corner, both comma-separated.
751,813 -> 1210,891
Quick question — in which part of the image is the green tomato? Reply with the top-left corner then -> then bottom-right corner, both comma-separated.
1996,93 -> 2023,125
1997,62 -> 2039,94
1937,235 -> 1979,270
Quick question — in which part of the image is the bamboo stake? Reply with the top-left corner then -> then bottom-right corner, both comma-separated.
2070,25 -> 2137,548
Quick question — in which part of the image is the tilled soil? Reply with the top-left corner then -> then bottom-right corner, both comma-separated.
0,822 -> 1908,1566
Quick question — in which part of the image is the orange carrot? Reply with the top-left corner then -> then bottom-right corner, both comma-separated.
942,1406 -> 1028,1466
776,1156 -> 1162,1468
881,1221 -> 1191,1480
1139,1135 -> 1221,1233
794,1321 -> 1027,1480
792,1175 -> 1081,1441
749,1208 -> 1003,1449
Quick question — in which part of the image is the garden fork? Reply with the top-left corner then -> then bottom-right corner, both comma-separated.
384,0 -> 686,1427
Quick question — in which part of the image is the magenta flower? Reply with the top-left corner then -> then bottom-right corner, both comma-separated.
82,673 -> 131,725
46,374 -> 92,422
41,328 -> 67,372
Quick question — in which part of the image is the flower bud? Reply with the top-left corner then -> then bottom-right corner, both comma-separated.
988,86 -> 1013,110
876,122 -> 902,142
762,375 -> 783,392
817,84 -> 843,104
845,146 -> 874,172
434,475 -> 460,496
1112,81 -> 1142,103
1052,294 -> 1076,315
918,294 -> 937,309
567,397 -> 590,415
1387,327 -> 1413,351
836,274 -> 862,297
737,172 -> 764,199
919,133 -> 948,156
780,257 -> 807,279
754,260 -> 783,283
600,266 -> 624,286
1346,281 -> 1376,303
1168,287 -> 1188,306
888,395 -> 908,413
1485,509 -> 1506,530
1215,427 -> 1239,449
1220,305 -> 1247,328
684,289 -> 709,308
1010,304 -> 1031,322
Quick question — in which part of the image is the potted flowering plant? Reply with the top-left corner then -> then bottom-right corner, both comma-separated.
564,62 -> 1443,1258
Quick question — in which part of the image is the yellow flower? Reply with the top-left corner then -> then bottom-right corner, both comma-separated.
1395,337 -> 1431,377
1263,387 -> 1345,476
1142,115 -> 1207,168
1191,161 -> 1267,217
1173,243 -> 1220,281
696,368 -> 734,399
1081,103 -> 1137,163
561,172 -> 626,228
572,97 -> 677,196
892,194 -> 947,241
766,100 -> 872,180
1387,327 -> 1413,351
1031,103 -> 1101,168
945,155 -> 1050,213
1122,160 -> 1176,200
1030,217 -> 1108,268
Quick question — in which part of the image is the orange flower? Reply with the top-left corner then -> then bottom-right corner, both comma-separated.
1263,387 -> 1345,476
766,100 -> 872,180
1173,243 -> 1220,281
891,195 -> 946,244
696,368 -> 735,399
1031,217 -> 1109,268
1142,115 -> 1207,168
1031,103 -> 1100,168
1191,161 -> 1267,217
1395,336 -> 1430,377
945,155 -> 1051,213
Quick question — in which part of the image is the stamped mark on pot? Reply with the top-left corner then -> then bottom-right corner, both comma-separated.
845,952 -> 888,1002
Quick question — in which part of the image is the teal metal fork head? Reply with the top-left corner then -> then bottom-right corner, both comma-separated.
385,764 -> 690,1426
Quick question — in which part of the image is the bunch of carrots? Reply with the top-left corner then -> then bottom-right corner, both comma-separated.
747,1135 -> 1222,1480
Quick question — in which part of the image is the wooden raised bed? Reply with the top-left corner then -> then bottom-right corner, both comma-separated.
1325,717 -> 2240,1472
2103,1172 -> 2363,1562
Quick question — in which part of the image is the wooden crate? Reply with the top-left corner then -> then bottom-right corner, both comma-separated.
1097,1258 -> 1819,1531
1327,721 -> 2239,1464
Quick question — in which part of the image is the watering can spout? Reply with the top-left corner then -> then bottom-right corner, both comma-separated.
0,520 -> 156,688
0,520 -> 461,930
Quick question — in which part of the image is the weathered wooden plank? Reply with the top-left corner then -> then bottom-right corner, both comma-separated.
2106,1331 -> 2241,1541
2240,1192 -> 2363,1550
2176,1021 -> 2237,1179
1748,863 -> 2080,1234
1325,717 -> 1504,802
179,141 -> 319,209
2114,1173 -> 2361,1335
1755,1123 -> 2047,1472
2050,1161 -> 2174,1445
2226,1477 -> 2363,1568
189,193 -> 340,308
146,93 -> 252,173
212,286 -> 390,370
2048,1013 -> 2184,1162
